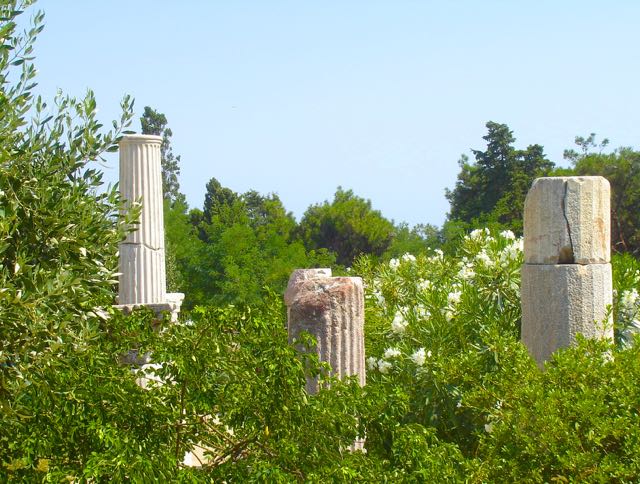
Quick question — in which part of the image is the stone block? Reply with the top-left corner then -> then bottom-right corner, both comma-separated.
523,176 -> 610,265
284,268 -> 332,307
521,263 -> 613,367
288,276 -> 365,393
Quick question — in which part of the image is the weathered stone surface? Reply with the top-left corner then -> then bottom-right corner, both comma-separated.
114,292 -> 184,323
521,263 -> 613,367
288,276 -> 365,393
118,135 -> 168,305
284,268 -> 332,307
523,176 -> 610,265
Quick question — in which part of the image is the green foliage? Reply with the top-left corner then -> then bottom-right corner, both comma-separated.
473,338 -> 640,482
140,106 -> 183,204
446,121 -> 554,233
298,187 -> 395,266
383,223 -> 442,259
611,253 -> 640,348
202,176 -> 238,224
0,2 -> 134,358
356,229 -> 524,459
167,181 -> 336,308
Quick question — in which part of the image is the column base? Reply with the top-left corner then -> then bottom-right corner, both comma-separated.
114,292 -> 185,322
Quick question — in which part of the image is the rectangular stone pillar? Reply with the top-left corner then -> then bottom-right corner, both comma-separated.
285,269 -> 366,393
521,176 -> 613,367
115,134 -> 183,321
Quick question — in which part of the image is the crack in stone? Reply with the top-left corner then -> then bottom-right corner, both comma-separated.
560,180 -> 575,264
120,242 -> 163,252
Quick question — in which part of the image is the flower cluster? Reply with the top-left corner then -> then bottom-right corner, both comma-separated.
362,228 -> 524,375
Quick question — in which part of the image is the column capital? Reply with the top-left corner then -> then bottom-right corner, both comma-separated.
119,134 -> 162,146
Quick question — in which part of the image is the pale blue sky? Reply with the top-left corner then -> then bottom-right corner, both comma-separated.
29,1 -> 640,226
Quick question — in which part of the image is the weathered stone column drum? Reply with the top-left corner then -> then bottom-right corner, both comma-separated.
118,135 -> 167,304
286,270 -> 366,393
521,176 -> 613,367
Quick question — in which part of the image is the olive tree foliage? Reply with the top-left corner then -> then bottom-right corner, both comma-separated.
0,2 -> 135,355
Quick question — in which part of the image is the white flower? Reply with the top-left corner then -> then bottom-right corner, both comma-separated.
500,241 -> 522,263
135,363 -> 168,389
411,347 -> 427,366
367,356 -> 379,370
415,304 -> 430,319
417,279 -> 432,292
183,451 -> 201,467
619,289 -> 639,320
444,309 -> 454,322
469,228 -> 484,240
384,347 -> 401,359
373,290 -> 385,306
377,359 -> 392,374
434,249 -> 444,258
389,258 -> 400,270
391,312 -> 408,334
500,230 -> 515,240
458,263 -> 475,280
484,422 -> 494,433
621,289 -> 639,309
447,291 -> 462,306
401,253 -> 416,263
475,250 -> 493,267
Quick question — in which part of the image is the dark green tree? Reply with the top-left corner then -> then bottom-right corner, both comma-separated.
140,106 -> 183,204
202,177 -> 239,224
297,187 -> 395,266
446,121 -> 554,233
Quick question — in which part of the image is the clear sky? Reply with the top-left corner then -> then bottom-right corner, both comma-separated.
27,0 -> 640,227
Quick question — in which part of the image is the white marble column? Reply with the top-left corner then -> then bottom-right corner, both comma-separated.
521,176 -> 613,367
116,135 -> 183,320
286,270 -> 366,393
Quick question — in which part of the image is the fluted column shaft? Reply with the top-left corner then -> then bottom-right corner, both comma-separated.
118,135 -> 166,305
286,270 -> 365,393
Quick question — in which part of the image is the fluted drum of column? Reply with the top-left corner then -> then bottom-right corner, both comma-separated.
287,275 -> 366,393
118,135 -> 166,304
